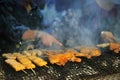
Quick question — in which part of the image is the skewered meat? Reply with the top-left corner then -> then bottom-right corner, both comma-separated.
5,59 -> 25,71
45,50 -> 69,66
64,49 -> 82,62
46,49 -> 82,66
28,56 -> 47,67
109,42 -> 120,53
13,53 -> 36,69
22,51 -> 31,56
2,53 -> 16,59
65,49 -> 89,58
2,46 -> 101,68
22,49 -> 43,56
74,47 -> 101,58
47,53 -> 68,66
70,56 -> 81,62
110,43 -> 120,50
90,48 -> 101,57
23,64 -> 36,69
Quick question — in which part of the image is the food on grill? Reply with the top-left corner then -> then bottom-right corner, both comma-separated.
74,47 -> 101,58
28,56 -> 47,67
65,49 -> 90,59
2,46 -> 102,70
5,59 -> 25,71
45,50 -> 67,66
90,48 -> 101,57
47,53 -> 68,66
64,49 -> 82,62
22,51 -> 31,56
114,49 -> 120,54
96,43 -> 110,48
109,42 -> 120,53
2,53 -> 16,59
22,49 -> 42,56
75,52 -> 91,59
109,43 -> 120,50
46,48 -> 101,66
13,53 -> 36,69
46,49 -> 82,66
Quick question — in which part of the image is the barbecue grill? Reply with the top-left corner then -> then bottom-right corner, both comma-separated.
0,47 -> 120,80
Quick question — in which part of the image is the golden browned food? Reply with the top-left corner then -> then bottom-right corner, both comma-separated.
13,53 -> 36,69
2,53 -> 16,59
109,42 -> 120,54
13,53 -> 25,58
23,64 -> 36,69
47,53 -> 68,66
17,57 -> 32,64
65,49 -> 90,59
74,47 -> 101,58
70,56 -> 82,62
22,51 -> 32,56
3,47 -> 101,68
46,49 -> 82,66
115,48 -> 120,53
5,59 -> 25,71
45,50 -> 69,66
64,49 -> 82,62
90,48 -> 101,57
110,43 -> 120,50
28,56 -> 47,66
22,49 -> 43,57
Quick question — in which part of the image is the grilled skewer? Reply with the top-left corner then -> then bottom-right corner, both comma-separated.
13,53 -> 36,69
2,53 -> 16,59
28,56 -> 47,67
109,42 -> 120,53
46,49 -> 82,66
5,59 -> 25,71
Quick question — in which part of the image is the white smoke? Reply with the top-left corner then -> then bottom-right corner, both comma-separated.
42,0 -> 120,48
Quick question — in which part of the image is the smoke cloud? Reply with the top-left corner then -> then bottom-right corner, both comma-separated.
41,0 -> 120,48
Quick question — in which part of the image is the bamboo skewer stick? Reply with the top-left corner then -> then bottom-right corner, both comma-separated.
31,69 -> 36,75
22,70 -> 28,74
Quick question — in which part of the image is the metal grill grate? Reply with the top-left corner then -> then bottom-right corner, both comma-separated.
0,52 -> 120,80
